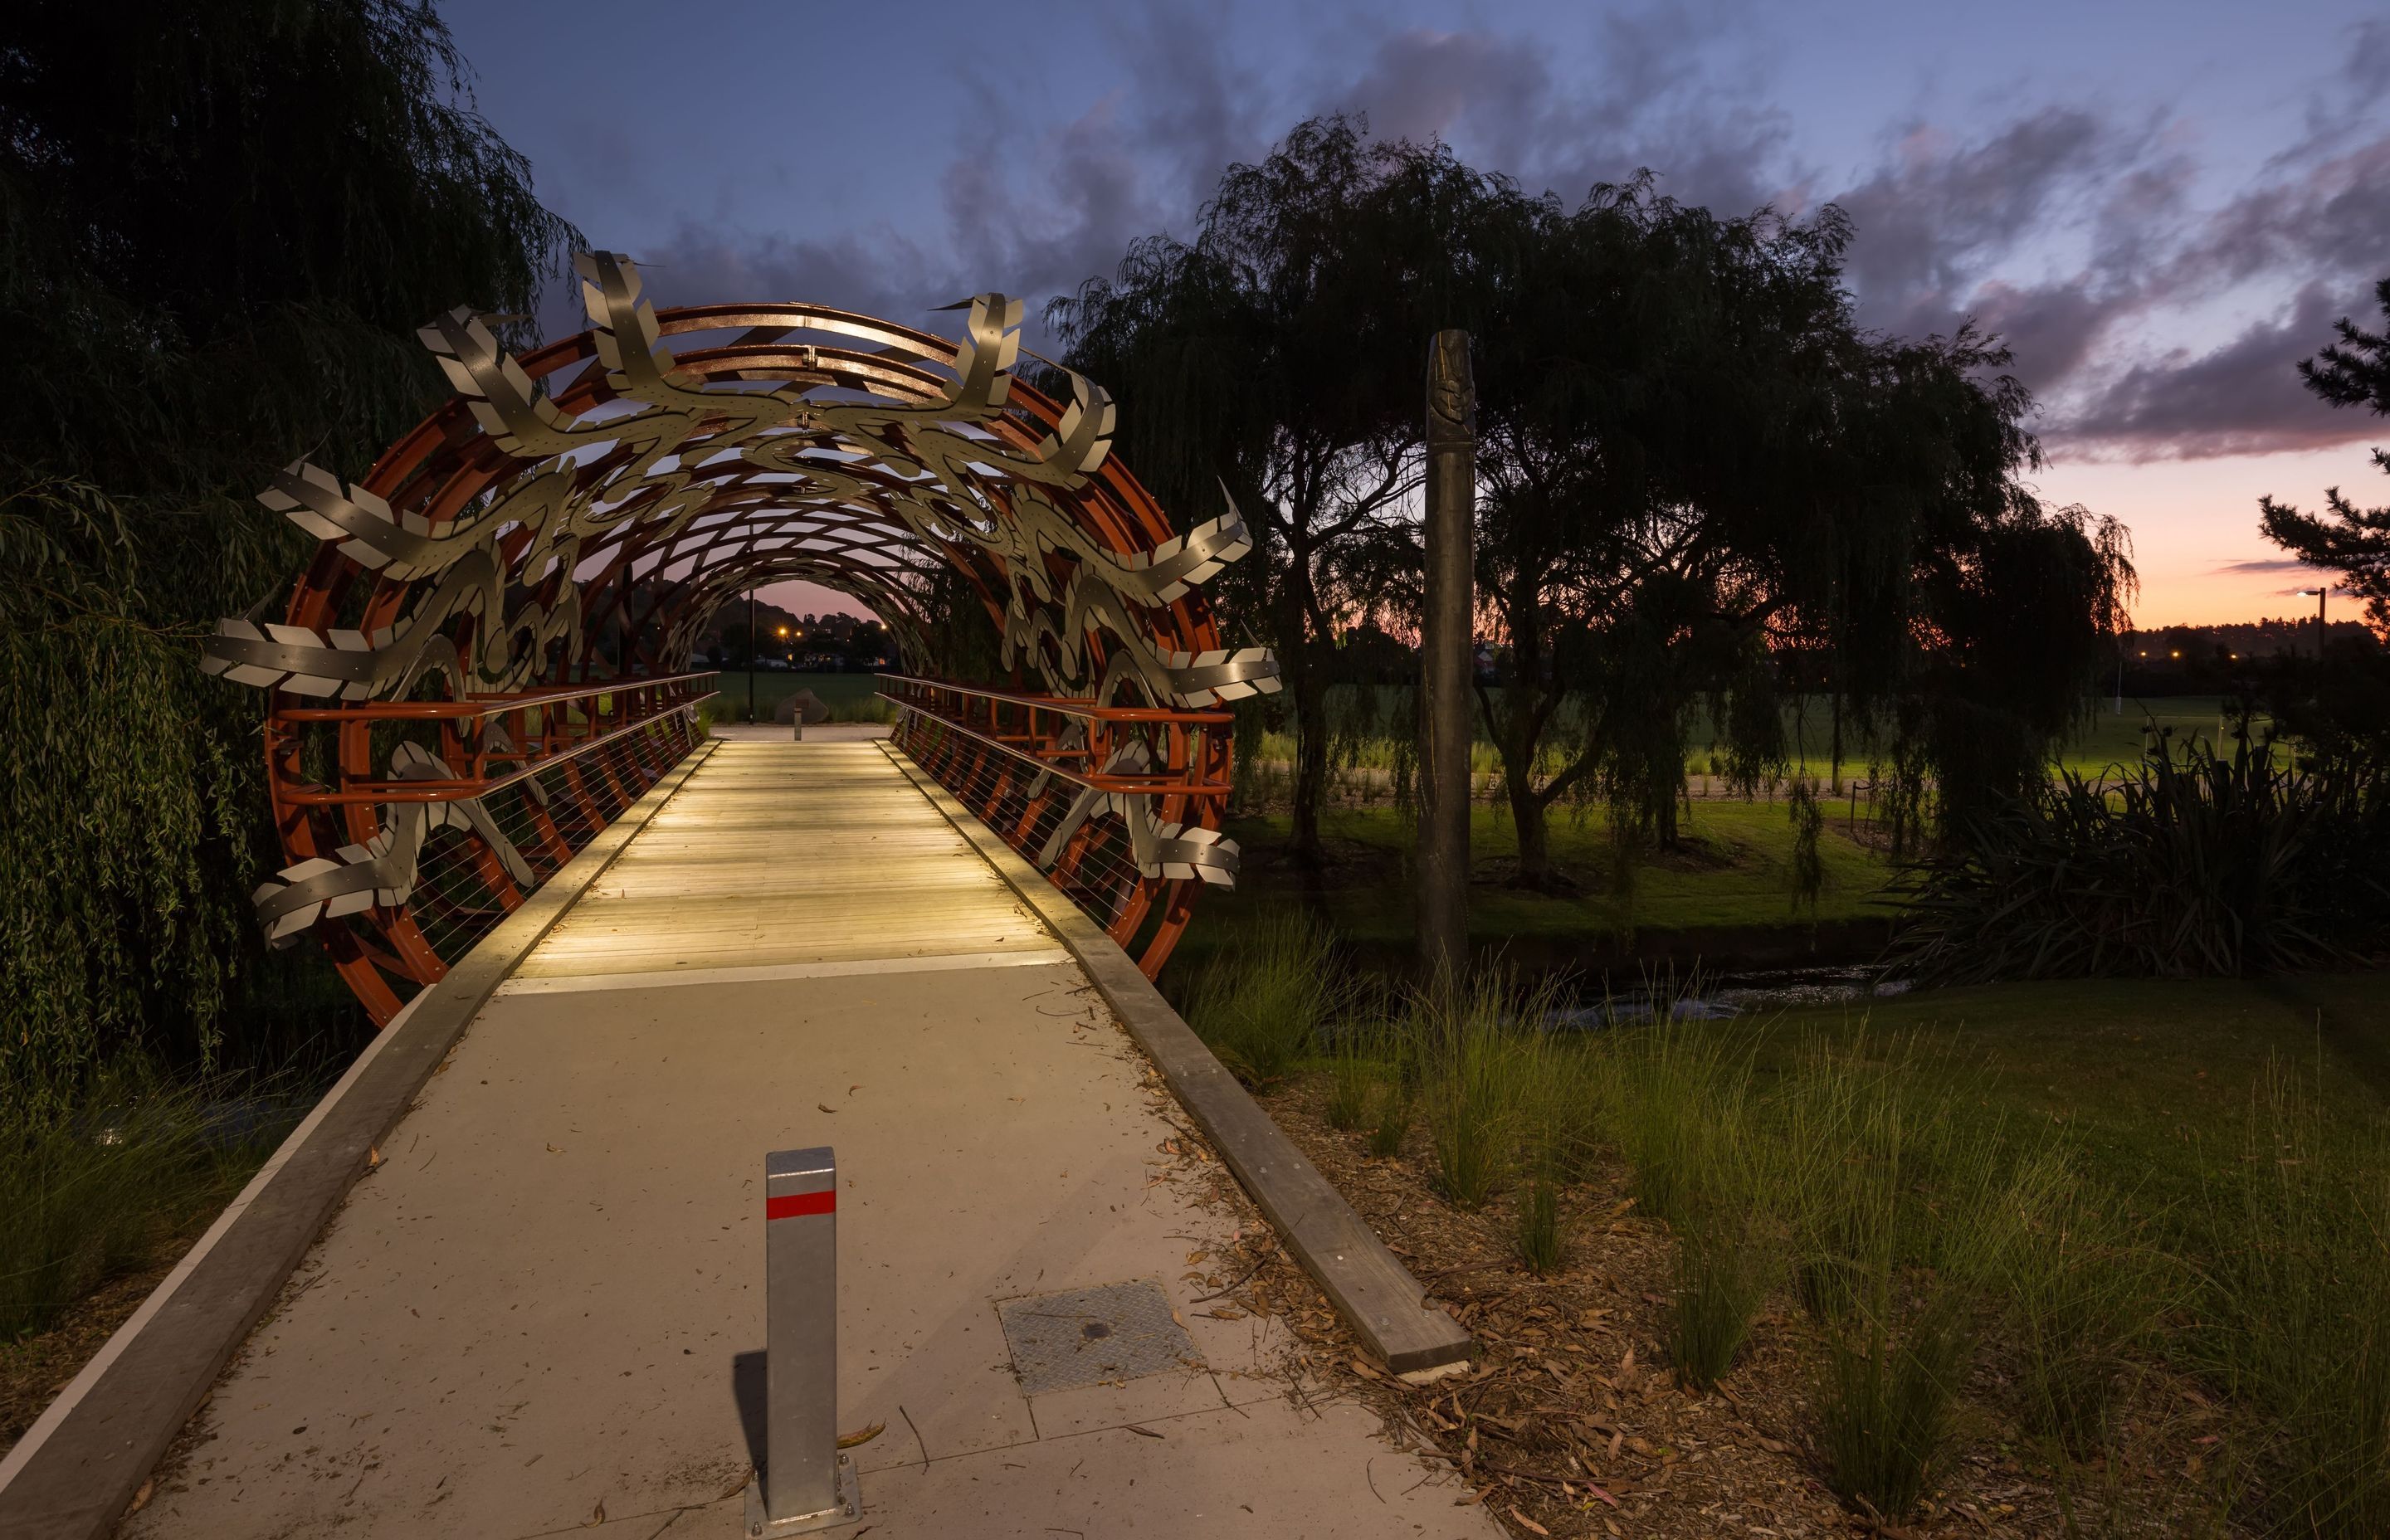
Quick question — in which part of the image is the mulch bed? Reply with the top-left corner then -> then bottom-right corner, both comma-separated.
0,1253 -> 188,1458
1161,1067 -> 2234,1539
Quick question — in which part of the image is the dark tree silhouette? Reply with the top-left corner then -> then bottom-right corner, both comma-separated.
1461,178 -> 2133,883
0,0 -> 575,1098
2261,276 -> 2390,631
1051,117 -> 1496,860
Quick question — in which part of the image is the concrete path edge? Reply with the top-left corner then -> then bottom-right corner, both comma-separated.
880,740 -> 1475,1377
0,742 -> 720,1540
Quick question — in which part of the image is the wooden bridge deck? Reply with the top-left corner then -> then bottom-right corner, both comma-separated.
502,738 -> 1066,994
117,738 -> 1492,1540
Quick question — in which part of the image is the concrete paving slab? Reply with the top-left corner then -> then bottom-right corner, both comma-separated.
120,743 -> 1497,1540
568,1398 -> 1490,1540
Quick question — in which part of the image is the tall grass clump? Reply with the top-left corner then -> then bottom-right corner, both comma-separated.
1513,1038 -> 1599,1272
1781,1040 -> 2002,1519
1593,1004 -> 1783,1385
0,1063 -> 298,1338
1367,1075 -> 1412,1157
2202,1071 -> 2390,1538
1820,1294 -> 1977,1522
1514,1156 -> 1566,1274
1324,977 -> 1403,1133
1671,1198 -> 1780,1387
1181,913 -> 1344,1089
1413,971 -> 1525,1211
1610,1006 -> 1749,1226
1992,1146 -> 2175,1455
1323,1021 -> 1379,1132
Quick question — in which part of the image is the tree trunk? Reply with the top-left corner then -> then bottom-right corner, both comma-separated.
1505,735 -> 1552,885
1486,569 -> 1559,889
1481,675 -> 1562,889
1290,649 -> 1330,860
1282,542 -> 1331,862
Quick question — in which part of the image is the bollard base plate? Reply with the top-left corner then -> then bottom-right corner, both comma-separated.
744,1453 -> 860,1535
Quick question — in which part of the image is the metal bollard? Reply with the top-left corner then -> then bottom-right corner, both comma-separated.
793,717 -> 803,742
745,1147 -> 859,1535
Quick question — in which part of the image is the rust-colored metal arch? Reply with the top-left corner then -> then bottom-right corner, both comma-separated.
204,255 -> 1276,1026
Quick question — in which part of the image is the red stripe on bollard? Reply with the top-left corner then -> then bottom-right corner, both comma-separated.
765,1191 -> 836,1221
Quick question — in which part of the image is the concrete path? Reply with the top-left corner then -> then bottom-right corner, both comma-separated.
127,742 -> 1494,1538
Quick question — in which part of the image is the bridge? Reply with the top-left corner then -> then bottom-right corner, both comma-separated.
0,258 -> 1480,1538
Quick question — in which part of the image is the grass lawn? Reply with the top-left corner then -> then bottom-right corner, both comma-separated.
701,670 -> 892,724
1744,973 -> 2389,1229
2054,694 -> 2253,772
1677,694 -> 2252,777
1175,797 -> 1899,976
1699,693 -> 2245,779
1252,693 -> 2249,786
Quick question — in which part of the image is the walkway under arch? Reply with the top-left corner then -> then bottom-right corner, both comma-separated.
0,260 -> 1505,1538
96,736 -> 1492,1538
201,254 -> 1277,1023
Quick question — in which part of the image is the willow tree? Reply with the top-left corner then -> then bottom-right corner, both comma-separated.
1051,116 -> 1501,860
1466,178 -> 2133,885
0,1 -> 574,1099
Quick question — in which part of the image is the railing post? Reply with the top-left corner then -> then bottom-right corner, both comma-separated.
745,1146 -> 860,1535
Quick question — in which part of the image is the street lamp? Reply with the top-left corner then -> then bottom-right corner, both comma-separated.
2299,587 -> 2329,660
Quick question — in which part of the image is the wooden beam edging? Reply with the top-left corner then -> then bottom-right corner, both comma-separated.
880,740 -> 1475,1378
0,740 -> 721,1540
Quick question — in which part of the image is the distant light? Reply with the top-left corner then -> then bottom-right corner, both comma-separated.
2170,651 -> 2181,659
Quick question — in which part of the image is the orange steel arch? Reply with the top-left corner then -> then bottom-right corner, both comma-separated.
204,254 -> 1277,1025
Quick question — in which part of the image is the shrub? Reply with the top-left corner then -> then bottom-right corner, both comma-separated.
1888,737 -> 2390,983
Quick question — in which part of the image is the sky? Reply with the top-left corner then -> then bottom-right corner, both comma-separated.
439,0 -> 2390,628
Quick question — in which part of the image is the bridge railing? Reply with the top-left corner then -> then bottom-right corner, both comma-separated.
876,675 -> 1237,977
260,671 -> 716,1022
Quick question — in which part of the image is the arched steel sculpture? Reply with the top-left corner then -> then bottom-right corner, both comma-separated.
204,254 -> 1277,1025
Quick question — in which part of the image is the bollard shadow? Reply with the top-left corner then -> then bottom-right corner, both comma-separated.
732,1350 -> 768,1471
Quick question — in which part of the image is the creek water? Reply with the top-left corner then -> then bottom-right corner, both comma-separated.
1546,964 -> 1912,1029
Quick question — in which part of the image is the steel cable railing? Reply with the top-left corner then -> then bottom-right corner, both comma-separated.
402,714 -> 702,962
880,675 -> 1236,977
261,674 -> 714,1022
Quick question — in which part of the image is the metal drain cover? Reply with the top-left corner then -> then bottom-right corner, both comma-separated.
997,1279 -> 1197,1395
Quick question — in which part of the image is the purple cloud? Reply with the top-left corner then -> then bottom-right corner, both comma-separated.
584,7 -> 2388,467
